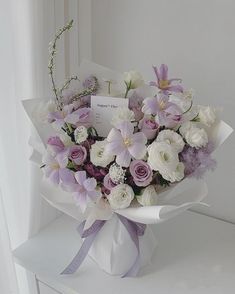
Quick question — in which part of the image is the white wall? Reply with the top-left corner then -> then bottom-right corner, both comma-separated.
91,0 -> 235,223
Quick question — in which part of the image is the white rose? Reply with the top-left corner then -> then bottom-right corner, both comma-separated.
74,126 -> 88,143
111,106 -> 135,127
160,162 -> 185,183
156,130 -> 185,152
147,141 -> 179,174
108,184 -> 134,209
123,70 -> 144,89
90,140 -> 114,167
198,106 -> 216,127
185,127 -> 208,149
137,185 -> 158,206
109,163 -> 126,183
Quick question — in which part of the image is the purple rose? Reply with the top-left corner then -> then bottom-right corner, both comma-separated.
69,145 -> 87,165
47,136 -> 65,154
138,117 -> 159,140
130,160 -> 153,187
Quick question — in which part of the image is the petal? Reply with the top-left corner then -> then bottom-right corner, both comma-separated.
49,170 -> 60,185
59,168 -> 75,185
132,132 -> 147,145
116,150 -> 132,167
56,149 -> 69,168
153,66 -> 160,81
75,170 -> 87,185
128,143 -> 147,159
61,183 -> 79,193
159,64 -> 168,80
107,128 -> 122,142
74,192 -> 87,212
83,177 -> 97,191
88,190 -> 101,201
105,140 -> 124,155
167,85 -> 184,93
119,121 -> 134,138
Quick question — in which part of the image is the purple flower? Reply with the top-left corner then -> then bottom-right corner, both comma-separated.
64,171 -> 101,212
43,150 -> 75,185
106,121 -> 147,168
65,107 -> 92,127
138,117 -> 159,139
47,136 -> 65,154
103,174 -> 117,193
48,104 -> 74,128
129,160 -> 153,187
150,64 -> 183,94
179,142 -> 216,178
84,162 -> 108,181
142,95 -> 182,128
69,145 -> 87,165
129,92 -> 144,121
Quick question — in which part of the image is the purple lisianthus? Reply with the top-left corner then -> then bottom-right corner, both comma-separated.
43,150 -> 75,185
47,136 -> 65,154
63,171 -> 101,212
179,142 -> 216,178
106,121 -> 147,168
129,160 -> 153,187
142,94 -> 182,128
150,64 -> 183,94
138,117 -> 159,140
69,145 -> 87,165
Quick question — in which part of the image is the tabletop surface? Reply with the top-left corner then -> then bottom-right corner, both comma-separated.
13,211 -> 235,294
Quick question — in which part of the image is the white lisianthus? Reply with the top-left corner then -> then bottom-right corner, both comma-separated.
109,163 -> 126,183
111,106 -> 135,127
147,141 -> 179,174
179,121 -> 196,137
198,106 -> 216,127
108,184 -> 134,209
160,162 -> 185,183
156,130 -> 185,152
184,127 -> 208,149
90,140 -> 114,167
123,70 -> 144,89
74,126 -> 88,143
137,185 -> 158,206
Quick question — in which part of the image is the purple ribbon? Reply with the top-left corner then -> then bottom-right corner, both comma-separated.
61,215 -> 146,277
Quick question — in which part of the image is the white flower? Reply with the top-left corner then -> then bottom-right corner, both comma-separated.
198,106 -> 216,127
137,185 -> 158,206
74,126 -> 88,143
109,163 -> 126,183
111,106 -> 135,127
147,141 -> 179,174
108,184 -> 134,209
179,121 -> 195,137
59,133 -> 73,147
156,130 -> 185,152
90,140 -> 114,167
160,162 -> 185,183
123,70 -> 144,89
184,127 -> 208,149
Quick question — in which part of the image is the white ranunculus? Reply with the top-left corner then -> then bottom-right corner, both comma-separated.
111,106 -> 135,127
74,126 -> 88,143
123,70 -> 145,89
137,185 -> 158,206
147,141 -> 179,174
185,127 -> 208,149
198,106 -> 216,127
160,162 -> 185,183
108,184 -> 134,209
109,163 -> 126,184
90,140 -> 114,167
156,130 -> 185,152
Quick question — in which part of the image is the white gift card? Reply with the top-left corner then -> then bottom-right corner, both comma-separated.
91,95 -> 129,137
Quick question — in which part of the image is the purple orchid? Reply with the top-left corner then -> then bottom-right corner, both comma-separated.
43,150 -> 75,185
63,171 -> 101,212
150,64 -> 183,93
106,121 -> 147,168
142,94 -> 182,128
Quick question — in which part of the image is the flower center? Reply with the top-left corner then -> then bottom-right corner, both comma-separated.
159,99 -> 166,110
160,151 -> 169,162
123,138 -> 132,147
159,79 -> 169,89
50,162 -> 60,170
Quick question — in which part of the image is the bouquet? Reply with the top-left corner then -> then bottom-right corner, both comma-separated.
23,20 -> 233,277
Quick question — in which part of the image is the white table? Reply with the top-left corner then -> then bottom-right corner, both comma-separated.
13,211 -> 235,294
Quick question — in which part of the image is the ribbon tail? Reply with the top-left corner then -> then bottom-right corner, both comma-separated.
61,220 -> 105,275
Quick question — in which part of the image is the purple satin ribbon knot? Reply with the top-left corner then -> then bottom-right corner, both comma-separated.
61,214 -> 146,277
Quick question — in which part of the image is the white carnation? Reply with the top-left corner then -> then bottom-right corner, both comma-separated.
185,127 -> 208,149
160,162 -> 185,183
198,106 -> 216,127
109,163 -> 126,183
74,126 -> 88,143
156,130 -> 185,152
108,184 -> 134,209
147,141 -> 179,174
90,140 -> 114,167
111,106 -> 135,127
123,70 -> 144,89
137,185 -> 158,206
